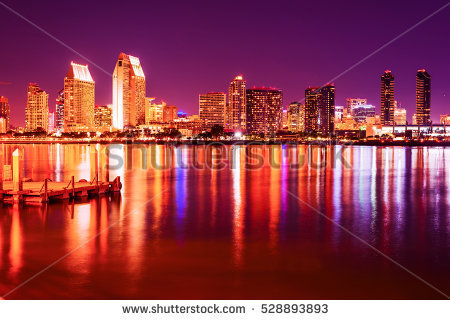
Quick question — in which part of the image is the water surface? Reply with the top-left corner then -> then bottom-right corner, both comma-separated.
0,144 -> 449,299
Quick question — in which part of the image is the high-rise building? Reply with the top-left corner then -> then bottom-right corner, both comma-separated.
412,114 -> 417,125
305,88 -> 320,133
346,98 -> 367,115
287,102 -> 305,132
305,85 -> 335,134
416,69 -> 431,125
94,105 -> 113,129
0,96 -> 10,133
246,88 -> 282,135
381,70 -> 395,125
199,92 -> 226,129
163,105 -> 178,123
227,75 -> 246,130
281,108 -> 288,129
64,62 -> 95,132
112,53 -> 146,129
48,112 -> 55,133
55,89 -> 64,131
352,104 -> 376,123
26,83 -> 49,132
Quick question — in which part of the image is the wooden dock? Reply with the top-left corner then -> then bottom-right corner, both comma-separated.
0,148 -> 122,204
0,177 -> 122,204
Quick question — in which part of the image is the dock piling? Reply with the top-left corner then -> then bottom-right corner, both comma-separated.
71,176 -> 75,198
44,178 -> 48,202
12,148 -> 23,192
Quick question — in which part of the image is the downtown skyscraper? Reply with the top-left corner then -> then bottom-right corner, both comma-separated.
26,83 -> 49,132
64,62 -> 95,132
287,102 -> 305,132
304,84 -> 335,135
246,88 -> 282,135
55,89 -> 64,131
112,53 -> 146,130
416,69 -> 431,125
226,75 -> 246,130
0,96 -> 10,133
199,92 -> 226,129
381,70 -> 395,125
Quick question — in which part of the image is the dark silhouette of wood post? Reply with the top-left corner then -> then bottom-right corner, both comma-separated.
105,147 -> 110,182
44,178 -> 48,202
71,176 -> 75,198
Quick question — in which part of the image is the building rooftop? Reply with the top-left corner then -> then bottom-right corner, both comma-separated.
66,62 -> 94,82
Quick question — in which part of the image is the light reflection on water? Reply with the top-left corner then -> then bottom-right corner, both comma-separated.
0,144 -> 449,299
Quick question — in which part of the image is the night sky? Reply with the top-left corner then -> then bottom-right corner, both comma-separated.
1,0 -> 449,126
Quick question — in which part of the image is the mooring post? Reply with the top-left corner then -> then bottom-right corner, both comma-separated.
0,171 -> 3,201
71,175 -> 75,198
90,146 -> 99,183
12,148 -> 23,192
44,178 -> 48,202
105,146 -> 110,182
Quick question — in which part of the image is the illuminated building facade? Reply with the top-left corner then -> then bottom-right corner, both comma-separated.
163,105 -> 178,123
394,106 -> 407,125
227,75 -> 246,130
334,115 -> 358,131
366,115 -> 381,125
287,102 -> 305,132
439,114 -> 450,125
48,112 -> 55,133
346,98 -> 367,115
199,92 -> 226,129
381,70 -> 395,125
352,104 -> 376,123
112,53 -> 146,129
0,96 -> 10,133
282,108 -> 288,129
246,88 -> 282,135
145,98 -> 164,124
64,62 -> 95,132
26,83 -> 49,132
305,84 -> 335,134
94,105 -> 113,129
172,115 -> 203,136
416,69 -> 431,125
334,106 -> 344,122
55,89 -> 64,131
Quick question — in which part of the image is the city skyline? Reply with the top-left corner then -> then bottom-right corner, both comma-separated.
0,0 -> 449,126
1,57 -> 444,130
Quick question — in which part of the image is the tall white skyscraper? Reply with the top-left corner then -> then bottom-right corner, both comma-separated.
64,62 -> 95,132
112,53 -> 146,130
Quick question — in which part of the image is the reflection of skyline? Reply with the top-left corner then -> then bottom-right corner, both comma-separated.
0,144 -> 449,299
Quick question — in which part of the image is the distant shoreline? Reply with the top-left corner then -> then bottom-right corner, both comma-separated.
0,139 -> 449,147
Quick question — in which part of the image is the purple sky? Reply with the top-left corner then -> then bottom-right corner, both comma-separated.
0,0 -> 449,127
